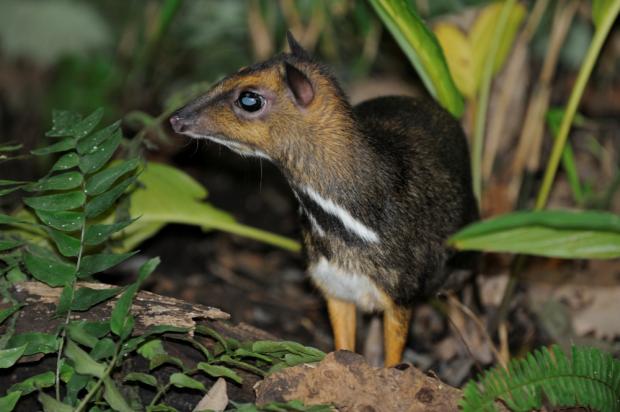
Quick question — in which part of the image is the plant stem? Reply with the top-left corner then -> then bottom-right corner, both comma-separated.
148,383 -> 171,408
492,0 -> 620,340
55,183 -> 88,400
74,345 -> 121,412
534,0 -> 620,210
471,0 -> 516,205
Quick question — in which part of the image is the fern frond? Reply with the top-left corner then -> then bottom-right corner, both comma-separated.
459,345 -> 620,412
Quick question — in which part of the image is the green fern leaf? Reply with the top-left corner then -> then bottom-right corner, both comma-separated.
459,345 -> 620,412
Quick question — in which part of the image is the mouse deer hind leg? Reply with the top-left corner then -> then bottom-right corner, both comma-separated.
326,297 -> 356,351
383,302 -> 412,367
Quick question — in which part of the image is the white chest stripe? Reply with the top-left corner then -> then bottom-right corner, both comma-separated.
307,213 -> 326,237
303,186 -> 380,243
292,190 -> 327,237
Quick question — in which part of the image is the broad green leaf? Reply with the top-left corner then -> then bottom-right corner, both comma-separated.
59,361 -> 74,383
124,372 -> 158,387
24,191 -> 85,212
120,315 -> 135,341
85,159 -> 140,196
31,138 -> 75,156
50,152 -> 79,172
137,256 -> 160,282
151,354 -> 185,370
91,337 -> 116,360
197,362 -> 242,384
71,107 -> 104,139
64,373 -> 91,406
593,0 -> 615,28
137,340 -> 183,370
6,267 -> 27,283
0,305 -> 22,325
23,251 -> 75,286
66,321 -> 110,347
251,341 -> 325,359
77,251 -> 137,278
47,229 -> 81,257
137,339 -> 166,361
0,143 -> 22,152
469,2 -> 525,91
0,213 -> 30,225
434,23 -> 475,98
83,219 -> 135,245
121,325 -> 189,356
35,209 -> 83,231
368,0 -> 463,117
232,348 -> 272,363
103,376 -> 133,412
67,322 -> 98,348
79,129 -> 122,174
435,2 -> 526,99
84,176 -> 135,218
8,332 -> 59,356
148,405 -> 180,412
195,325 -> 229,350
76,120 -> 120,154
64,339 -> 105,378
56,283 -> 74,317
71,285 -> 123,311
8,371 -> 55,395
217,355 -> 265,377
38,392 -> 73,412
449,210 -> 620,259
0,240 -> 23,251
283,353 -> 317,367
146,403 -> 179,412
110,257 -> 159,337
0,391 -> 20,412
111,282 -> 138,338
27,171 -> 83,192
169,373 -> 205,391
0,186 -> 23,196
0,179 -> 26,185
46,111 -> 81,137
119,162 -> 299,252
82,321 -> 111,338
0,345 -> 27,368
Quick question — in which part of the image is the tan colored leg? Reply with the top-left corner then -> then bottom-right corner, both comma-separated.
384,304 -> 412,366
326,297 -> 356,351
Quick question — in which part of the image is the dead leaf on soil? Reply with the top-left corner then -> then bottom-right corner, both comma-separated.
193,378 -> 228,412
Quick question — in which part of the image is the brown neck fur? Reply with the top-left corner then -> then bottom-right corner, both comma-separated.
271,77 -> 377,199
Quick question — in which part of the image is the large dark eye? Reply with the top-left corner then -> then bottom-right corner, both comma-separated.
237,91 -> 264,112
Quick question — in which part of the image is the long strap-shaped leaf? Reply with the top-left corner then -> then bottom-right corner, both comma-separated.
368,0 -> 464,117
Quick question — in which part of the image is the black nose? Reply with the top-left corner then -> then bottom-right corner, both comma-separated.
169,114 -> 188,133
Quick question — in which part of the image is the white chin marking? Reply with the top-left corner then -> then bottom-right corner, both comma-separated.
303,186 -> 380,243
185,132 -> 271,161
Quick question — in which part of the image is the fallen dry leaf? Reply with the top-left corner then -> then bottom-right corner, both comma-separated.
193,378 -> 228,412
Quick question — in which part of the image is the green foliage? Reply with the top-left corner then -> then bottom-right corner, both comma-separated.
0,108 -> 324,411
534,0 -> 620,211
460,345 -> 620,412
368,0 -> 464,117
230,400 -> 334,412
449,210 -> 620,259
119,162 -> 301,252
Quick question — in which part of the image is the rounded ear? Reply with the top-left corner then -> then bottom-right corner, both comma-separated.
285,62 -> 314,107
286,30 -> 310,59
